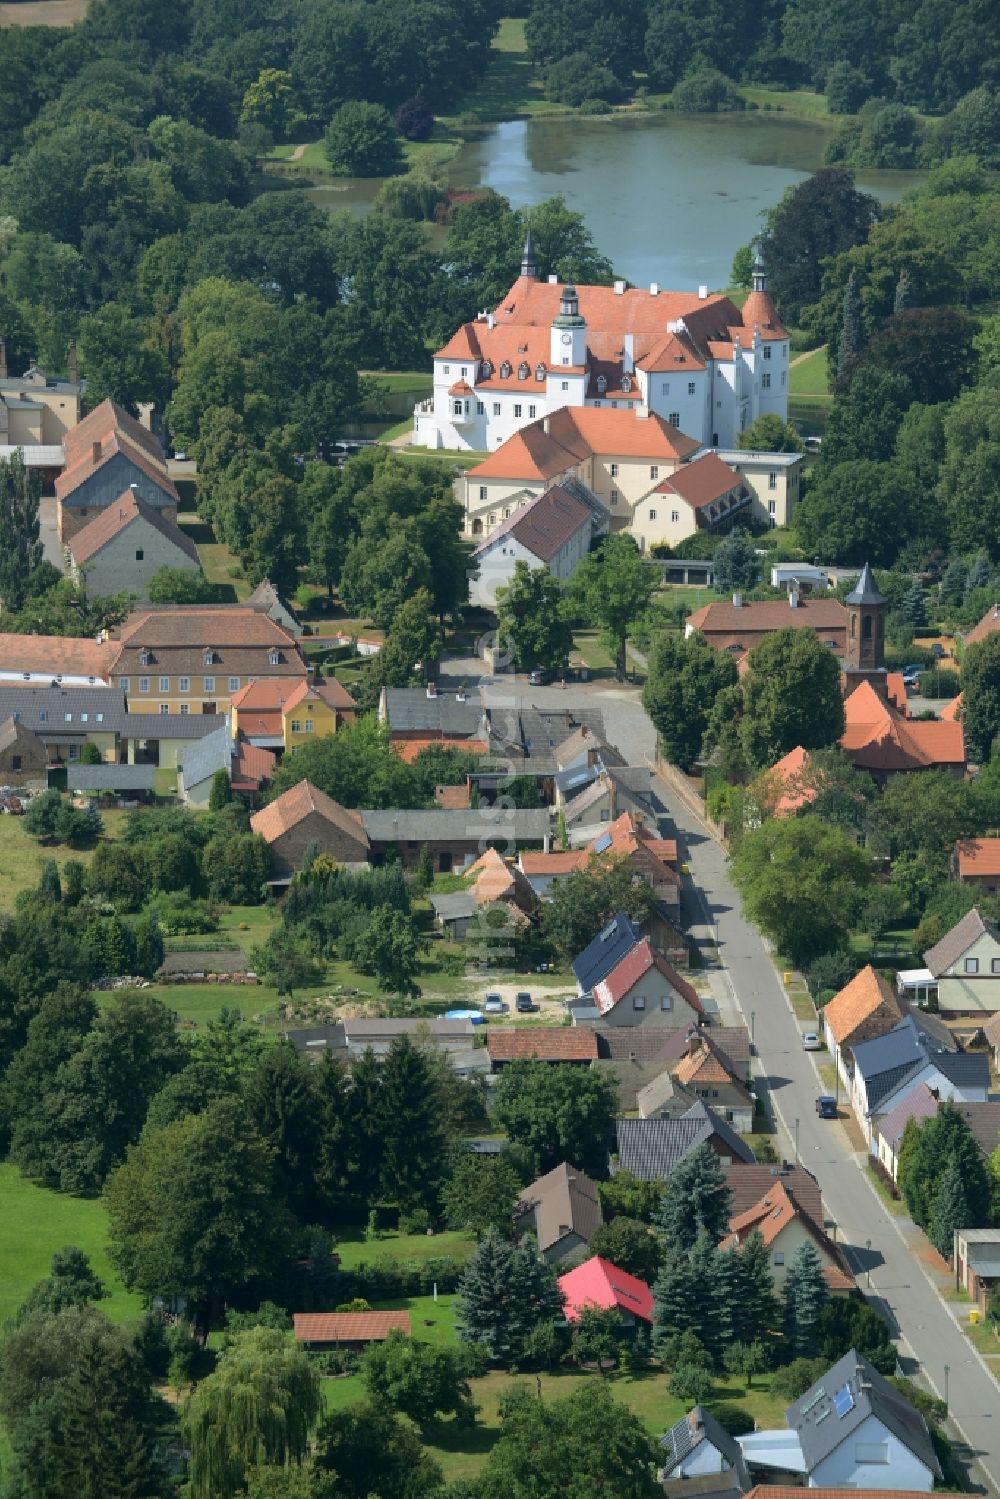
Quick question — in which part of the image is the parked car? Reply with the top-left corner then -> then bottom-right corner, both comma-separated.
483,993 -> 505,1015
802,1031 -> 822,1051
515,992 -> 536,1013
815,1094 -> 838,1119
901,665 -> 922,688
528,667 -> 553,686
930,642 -> 946,659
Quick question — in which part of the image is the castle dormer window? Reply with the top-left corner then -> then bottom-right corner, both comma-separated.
535,363 -> 545,381
139,650 -> 151,667
269,650 -> 281,666
621,374 -> 632,393
500,361 -> 512,379
480,359 -> 492,378
203,648 -> 215,666
517,362 -> 529,380
596,375 -> 607,395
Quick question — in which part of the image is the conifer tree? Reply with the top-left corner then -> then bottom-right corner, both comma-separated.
894,268 -> 913,314
376,1036 -> 450,1213
964,552 -> 993,597
39,859 -> 62,903
652,1246 -> 698,1346
707,1242 -> 741,1357
901,580 -> 928,630
783,1242 -> 830,1356
837,271 -> 866,389
929,1152 -> 971,1257
655,1145 -> 733,1251
456,1230 -> 562,1364
736,1229 -> 781,1343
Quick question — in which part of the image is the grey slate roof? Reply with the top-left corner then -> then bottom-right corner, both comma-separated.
180,724 -> 232,790
572,912 -> 642,994
923,906 -> 995,976
953,1100 -> 1000,1156
787,1349 -> 941,1479
844,562 -> 887,607
360,807 -> 550,844
284,1023 -> 347,1056
486,705 -> 609,775
0,685 -> 128,733
431,891 -> 477,922
120,712 -> 225,739
851,1015 -> 935,1084
614,1102 -> 755,1180
933,1049 -> 990,1091
660,1406 -> 750,1487
853,1014 -> 982,1111
67,764 -> 156,791
382,688 -> 485,736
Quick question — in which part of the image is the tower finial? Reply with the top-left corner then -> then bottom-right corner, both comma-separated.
521,226 -> 537,280
752,247 -> 767,293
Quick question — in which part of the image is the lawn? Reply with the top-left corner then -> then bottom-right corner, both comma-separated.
0,0 -> 87,21
334,1230 -> 475,1271
175,512 -> 251,602
789,346 -> 831,398
0,810 -> 128,912
737,85 -> 834,120
0,1163 -> 142,1326
366,372 -> 434,395
571,630 -> 616,674
442,17 -> 566,125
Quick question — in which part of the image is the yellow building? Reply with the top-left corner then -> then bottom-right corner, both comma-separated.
230,677 -> 356,752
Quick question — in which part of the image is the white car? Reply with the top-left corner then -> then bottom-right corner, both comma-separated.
483,993 -> 505,1015
802,1031 -> 822,1051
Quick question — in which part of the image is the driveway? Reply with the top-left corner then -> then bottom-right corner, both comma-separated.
655,770 -> 1000,1494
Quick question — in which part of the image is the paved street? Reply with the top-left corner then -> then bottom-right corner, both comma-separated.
655,770 -> 1000,1496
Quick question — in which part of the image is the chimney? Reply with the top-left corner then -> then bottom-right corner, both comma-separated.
650,281 -> 659,296
426,682 -> 437,698
129,482 -> 139,496
548,273 -> 558,285
92,439 -> 102,465
456,688 -> 467,702
487,312 -> 495,330
543,415 -> 550,434
733,592 -> 742,608
67,339 -> 77,384
614,280 -> 626,296
789,588 -> 800,609
698,284 -> 709,299
623,334 -> 634,374
0,337 -> 6,379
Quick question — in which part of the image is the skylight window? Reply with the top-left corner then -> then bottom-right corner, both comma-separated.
833,1384 -> 855,1419
593,831 -> 613,854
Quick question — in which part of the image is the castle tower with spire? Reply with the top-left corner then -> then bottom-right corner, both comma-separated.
520,228 -> 537,280
843,562 -> 887,692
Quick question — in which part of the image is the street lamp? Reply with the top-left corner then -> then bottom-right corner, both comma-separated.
750,1010 -> 756,1050
794,1117 -> 800,1165
944,1363 -> 950,1414
865,1238 -> 872,1289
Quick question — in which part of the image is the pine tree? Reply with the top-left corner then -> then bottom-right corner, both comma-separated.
965,552 -> 992,597
655,1144 -> 733,1250
938,558 -> 968,609
736,1230 -> 781,1343
39,859 -> 62,903
0,451 -> 43,612
102,916 -> 135,978
783,1242 -> 830,1356
929,1152 -> 972,1257
376,1037 -> 449,1213
706,1242 -> 740,1358
901,580 -> 928,629
894,268 -> 913,314
652,1247 -> 698,1347
837,271 -> 866,389
456,1230 -> 561,1364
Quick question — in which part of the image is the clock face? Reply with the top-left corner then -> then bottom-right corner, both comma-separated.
561,332 -> 572,345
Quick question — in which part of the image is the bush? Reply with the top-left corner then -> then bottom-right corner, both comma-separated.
670,1363 -> 716,1404
578,97 -> 613,115
148,567 -> 217,604
825,61 -> 870,114
771,1357 -> 828,1400
324,101 -> 405,177
393,95 -> 434,141
917,668 -> 960,699
398,1207 -> 431,1236
672,70 -> 742,114
655,1329 -> 712,1372
709,1402 -> 755,1436
149,892 -> 219,935
543,53 -> 626,107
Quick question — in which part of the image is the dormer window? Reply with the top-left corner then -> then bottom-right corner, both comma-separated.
596,375 -> 607,395
480,359 -> 492,378
139,650 -> 151,667
621,374 -> 632,393
517,361 -> 529,380
203,649 -> 215,666
500,361 -> 512,379
535,363 -> 545,381
269,650 -> 281,666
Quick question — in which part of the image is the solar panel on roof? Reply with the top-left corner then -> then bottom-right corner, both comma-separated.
593,831 -> 613,854
833,1384 -> 855,1419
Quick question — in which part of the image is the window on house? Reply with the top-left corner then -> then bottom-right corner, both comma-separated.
769,499 -> 776,515
514,404 -> 522,418
764,346 -> 771,360
661,995 -> 673,1010
461,366 -> 467,377
159,704 -> 169,715
179,703 -> 189,715
159,677 -> 169,692
662,381 -> 670,395
140,650 -> 151,667
650,465 -> 658,480
768,472 -> 777,489
119,678 -> 129,693
139,677 -> 149,693
649,508 -> 657,520
965,957 -> 980,974
269,650 -> 280,666
669,411 -> 680,427
68,745 -> 78,760
855,1445 -> 889,1465
443,365 -> 450,374
290,720 -> 301,732
528,404 -> 536,418
781,370 -> 786,386
992,959 -> 1000,974
178,677 -> 189,693
610,463 -> 619,477
228,677 -> 239,692
671,510 -> 679,522
492,402 -> 500,416
687,381 -> 695,395
80,713 -> 88,723
762,373 -> 771,389
453,400 -> 463,417
773,1252 -> 784,1266
610,489 -> 619,505
135,549 -> 144,561
476,401 -> 484,415
305,719 -> 314,733
64,712 -> 72,722
203,676 -> 215,692
11,756 -> 21,772
633,995 -> 646,1010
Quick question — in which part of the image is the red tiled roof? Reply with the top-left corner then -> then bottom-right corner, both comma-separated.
558,1255 -> 654,1323
740,287 -> 789,339
67,490 -> 201,566
758,745 -> 817,818
519,849 -> 588,876
721,1180 -> 855,1284
941,692 -> 963,722
841,681 -> 965,771
0,632 -> 114,680
64,399 -> 162,464
468,407 -> 699,482
657,452 -> 743,511
487,1028 -> 599,1062
687,597 -> 848,636
964,604 -> 1000,647
592,936 -> 702,1017
234,739 -> 275,786
823,963 -> 903,1047
293,1311 -> 410,1343
250,779 -> 367,848
392,736 -> 488,764
57,420 -> 179,505
956,838 -> 1000,878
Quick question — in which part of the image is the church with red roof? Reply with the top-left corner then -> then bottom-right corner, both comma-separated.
414,234 -> 790,456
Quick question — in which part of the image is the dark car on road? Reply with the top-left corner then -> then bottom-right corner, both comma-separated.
528,667 -> 553,686
515,992 -> 536,1013
815,1094 -> 838,1119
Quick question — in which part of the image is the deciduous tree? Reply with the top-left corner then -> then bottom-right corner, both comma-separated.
494,1059 -> 618,1178
644,632 -> 738,771
571,533 -> 655,681
496,561 -> 573,672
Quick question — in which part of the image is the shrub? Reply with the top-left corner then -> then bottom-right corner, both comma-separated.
709,1402 -> 755,1436
669,1363 -> 716,1403
398,1207 -> 431,1236
324,101 -> 405,177
393,96 -> 434,141
917,668 -> 960,699
543,53 -> 626,107
578,97 -> 613,115
672,70 -> 742,113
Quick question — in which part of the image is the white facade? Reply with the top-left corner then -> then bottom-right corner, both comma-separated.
807,1413 -> 935,1491
471,524 -> 592,611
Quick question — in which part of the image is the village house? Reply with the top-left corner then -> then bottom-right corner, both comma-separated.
285,1017 -> 478,1062
0,718 -> 48,787
249,779 -> 370,882
229,676 -> 355,753
584,936 -> 702,1031
56,400 -> 180,542
660,1407 -> 751,1488
962,601 -> 1000,649
487,1028 -> 599,1070
686,592 -> 849,659
720,1178 -> 854,1294
557,1254 -> 654,1328
359,805 -> 550,873
822,965 -> 906,1094
954,838 -> 1000,894
178,725 -> 274,809
614,1104 -> 756,1180
469,481 -> 603,610
119,710 -> 226,771
65,488 -> 202,600
0,346 -> 83,444
245,578 -> 303,639
560,767 -> 658,842
870,1081 -> 939,1183
668,1031 -> 755,1132
0,632 -> 116,687
0,685 -> 127,765
378,684 -> 489,763
513,1161 -> 603,1265
713,448 -> 803,529
849,1016 -> 986,1147
922,906 -> 1000,1017
106,606 -> 307,716
430,846 -> 536,941
416,243 -> 790,455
